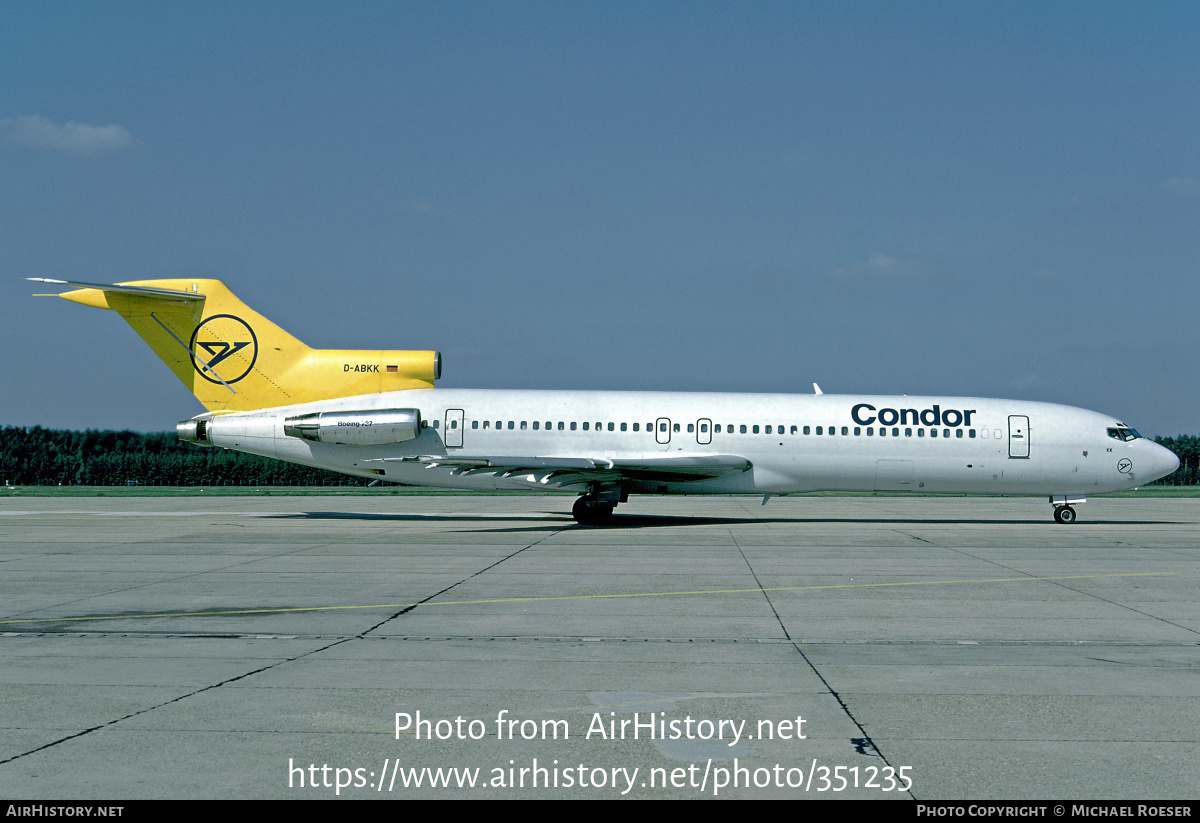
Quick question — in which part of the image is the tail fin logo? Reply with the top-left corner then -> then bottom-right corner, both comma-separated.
188,314 -> 258,384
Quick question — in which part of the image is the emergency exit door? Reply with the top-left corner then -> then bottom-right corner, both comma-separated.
444,409 -> 464,448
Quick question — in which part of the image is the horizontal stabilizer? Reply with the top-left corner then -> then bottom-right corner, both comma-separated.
28,278 -> 204,300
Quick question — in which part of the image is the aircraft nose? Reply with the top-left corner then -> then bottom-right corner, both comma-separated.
1151,442 -> 1180,482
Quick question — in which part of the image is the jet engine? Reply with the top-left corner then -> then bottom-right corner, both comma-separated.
283,409 -> 422,446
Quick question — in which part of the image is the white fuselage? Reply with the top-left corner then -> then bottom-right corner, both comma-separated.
198,389 -> 1180,499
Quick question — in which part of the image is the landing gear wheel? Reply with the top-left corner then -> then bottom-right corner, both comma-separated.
572,496 -> 615,526
1053,505 -> 1076,524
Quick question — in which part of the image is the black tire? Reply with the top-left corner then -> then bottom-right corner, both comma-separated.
1058,505 -> 1076,524
572,496 -> 614,525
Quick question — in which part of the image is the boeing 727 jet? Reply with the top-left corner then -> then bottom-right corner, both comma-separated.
31,278 -> 1179,524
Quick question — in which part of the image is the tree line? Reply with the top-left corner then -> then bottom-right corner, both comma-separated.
1,427 -> 370,487
1,426 -> 1197,487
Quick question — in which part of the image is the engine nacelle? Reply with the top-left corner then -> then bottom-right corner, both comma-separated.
283,408 -> 422,446
176,417 -> 214,446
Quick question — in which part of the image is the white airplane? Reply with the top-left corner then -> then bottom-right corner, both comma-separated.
32,278 -> 1179,524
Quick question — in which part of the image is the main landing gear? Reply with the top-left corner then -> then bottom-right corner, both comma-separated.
572,496 -> 615,525
572,485 -> 624,525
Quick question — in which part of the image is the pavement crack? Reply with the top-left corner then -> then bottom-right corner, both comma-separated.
359,526 -> 571,636
728,530 -> 914,799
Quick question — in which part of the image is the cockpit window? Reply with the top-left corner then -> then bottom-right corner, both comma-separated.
1107,427 -> 1141,442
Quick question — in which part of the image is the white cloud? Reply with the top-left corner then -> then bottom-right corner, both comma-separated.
868,253 -> 897,271
829,252 -> 932,281
0,114 -> 132,155
399,198 -> 434,214
1162,176 -> 1197,197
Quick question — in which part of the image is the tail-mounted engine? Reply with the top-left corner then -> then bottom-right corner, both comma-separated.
283,409 -> 422,446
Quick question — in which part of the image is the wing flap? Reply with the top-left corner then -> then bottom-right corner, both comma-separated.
368,453 -> 751,482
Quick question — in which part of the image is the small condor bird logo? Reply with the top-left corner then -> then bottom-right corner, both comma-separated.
189,314 -> 258,384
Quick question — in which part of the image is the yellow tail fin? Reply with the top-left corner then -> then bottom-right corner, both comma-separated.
34,279 -> 439,412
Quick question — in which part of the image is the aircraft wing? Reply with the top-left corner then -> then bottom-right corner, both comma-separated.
368,453 -> 751,486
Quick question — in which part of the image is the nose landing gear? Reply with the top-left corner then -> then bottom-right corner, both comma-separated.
1049,495 -> 1084,524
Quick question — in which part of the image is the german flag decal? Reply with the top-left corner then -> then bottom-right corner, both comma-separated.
386,365 -> 398,373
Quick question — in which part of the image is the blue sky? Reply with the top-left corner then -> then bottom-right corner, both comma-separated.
2,2 -> 1196,435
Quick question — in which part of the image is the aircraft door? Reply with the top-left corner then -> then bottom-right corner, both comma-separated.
1008,415 -> 1029,458
444,409 -> 464,448
696,418 -> 712,445
656,417 -> 671,446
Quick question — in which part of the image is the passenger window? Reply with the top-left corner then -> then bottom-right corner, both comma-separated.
930,428 -> 936,437
753,425 -> 760,434
816,426 -> 823,435
803,426 -> 810,435
969,429 -> 976,438
633,423 -> 639,432
764,425 -> 771,434
583,422 -> 589,431
905,428 -> 912,437
740,425 -> 747,434
483,421 -> 490,429
433,419 -> 440,429
994,429 -> 1002,439
673,423 -> 680,432
892,428 -> 899,437
981,428 -> 989,439
943,429 -> 949,438
472,420 -> 478,429
854,427 -> 861,436
841,427 -> 848,435
918,428 -> 925,437
621,423 -> 627,432
507,421 -> 514,430
533,421 -> 539,430
558,422 -> 564,430
956,429 -> 963,438
608,422 -> 615,431
521,421 -> 527,430
867,427 -> 874,436
570,422 -> 577,430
